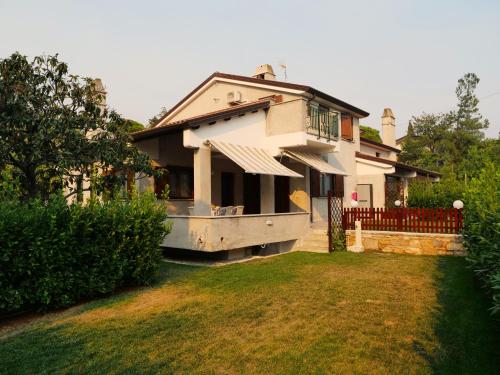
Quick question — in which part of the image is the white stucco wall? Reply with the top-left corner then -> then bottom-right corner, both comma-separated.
163,212 -> 310,251
328,117 -> 361,207
355,157 -> 395,208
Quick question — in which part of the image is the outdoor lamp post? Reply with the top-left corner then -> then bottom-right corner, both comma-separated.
394,200 -> 401,207
453,200 -> 464,209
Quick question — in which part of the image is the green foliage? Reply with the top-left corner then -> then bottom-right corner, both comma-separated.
0,52 -> 153,201
359,125 -> 382,143
399,113 -> 453,170
148,107 -> 168,128
451,73 -> 489,165
0,192 -> 171,313
331,228 -> 346,251
407,178 -> 465,208
400,73 -> 490,175
123,119 -> 145,133
462,163 -> 500,314
0,167 -> 20,201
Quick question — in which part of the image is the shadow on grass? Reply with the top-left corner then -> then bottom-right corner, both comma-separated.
0,262 -> 203,337
416,256 -> 500,374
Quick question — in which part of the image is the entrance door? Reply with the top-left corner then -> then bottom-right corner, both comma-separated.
243,174 -> 261,214
274,176 -> 290,213
357,184 -> 373,208
221,172 -> 234,207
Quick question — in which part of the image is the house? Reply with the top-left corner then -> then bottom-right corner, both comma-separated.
131,64 -> 438,257
355,108 -> 440,208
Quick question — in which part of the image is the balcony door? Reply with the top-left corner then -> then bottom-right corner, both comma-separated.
243,173 -> 261,214
274,176 -> 290,213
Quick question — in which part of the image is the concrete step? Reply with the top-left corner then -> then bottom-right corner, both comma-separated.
294,226 -> 331,253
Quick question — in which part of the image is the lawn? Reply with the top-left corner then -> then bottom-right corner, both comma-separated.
0,252 -> 499,374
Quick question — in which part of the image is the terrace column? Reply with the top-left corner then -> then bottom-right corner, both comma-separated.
260,175 -> 275,214
193,147 -> 212,216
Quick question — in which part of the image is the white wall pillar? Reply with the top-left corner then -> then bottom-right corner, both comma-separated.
260,174 -> 275,214
193,147 -> 212,215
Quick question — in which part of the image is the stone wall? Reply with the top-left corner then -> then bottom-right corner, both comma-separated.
346,230 -> 465,256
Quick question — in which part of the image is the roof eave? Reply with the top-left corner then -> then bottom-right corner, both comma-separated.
132,100 -> 270,142
307,88 -> 369,118
360,137 -> 401,153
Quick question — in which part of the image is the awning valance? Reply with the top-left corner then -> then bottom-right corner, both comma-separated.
209,140 -> 303,178
284,150 -> 349,176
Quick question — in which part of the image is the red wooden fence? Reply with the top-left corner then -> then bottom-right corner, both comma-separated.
343,207 -> 463,234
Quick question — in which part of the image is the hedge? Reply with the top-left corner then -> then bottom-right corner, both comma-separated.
0,192 -> 170,314
407,178 -> 464,208
462,163 -> 500,314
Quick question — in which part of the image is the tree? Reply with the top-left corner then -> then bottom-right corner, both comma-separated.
450,73 -> 489,165
0,52 -> 153,201
359,125 -> 382,143
123,119 -> 144,133
400,72 -> 490,174
399,113 -> 453,170
148,107 -> 168,128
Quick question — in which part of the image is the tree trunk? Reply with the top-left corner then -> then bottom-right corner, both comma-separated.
23,167 -> 38,201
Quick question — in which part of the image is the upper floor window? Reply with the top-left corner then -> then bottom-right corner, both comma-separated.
341,115 -> 353,141
310,169 -> 345,198
307,104 -> 339,139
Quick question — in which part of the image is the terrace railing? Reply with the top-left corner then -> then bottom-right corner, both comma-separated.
343,207 -> 463,234
306,108 -> 339,141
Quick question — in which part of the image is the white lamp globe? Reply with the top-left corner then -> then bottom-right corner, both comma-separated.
394,200 -> 401,207
453,200 -> 464,209
351,200 -> 359,208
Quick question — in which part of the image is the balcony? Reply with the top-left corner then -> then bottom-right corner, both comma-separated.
306,108 -> 339,142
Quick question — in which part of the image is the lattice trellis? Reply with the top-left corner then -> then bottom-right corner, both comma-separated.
328,192 -> 344,252
385,177 -> 404,208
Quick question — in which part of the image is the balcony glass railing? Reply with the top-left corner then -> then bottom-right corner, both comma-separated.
306,107 -> 339,141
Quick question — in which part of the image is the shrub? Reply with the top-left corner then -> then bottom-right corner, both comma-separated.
0,192 -> 170,313
407,178 -> 465,208
462,163 -> 500,314
331,228 -> 346,252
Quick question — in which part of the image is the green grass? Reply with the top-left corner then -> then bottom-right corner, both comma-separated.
0,252 -> 499,374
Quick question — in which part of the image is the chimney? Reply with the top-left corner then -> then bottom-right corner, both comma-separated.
252,64 -> 276,81
381,108 -> 396,147
92,78 -> 107,113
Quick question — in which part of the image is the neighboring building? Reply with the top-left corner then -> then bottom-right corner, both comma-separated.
355,108 -> 440,208
131,65 -> 438,257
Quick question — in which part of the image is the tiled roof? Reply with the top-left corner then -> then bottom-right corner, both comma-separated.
156,72 -> 369,126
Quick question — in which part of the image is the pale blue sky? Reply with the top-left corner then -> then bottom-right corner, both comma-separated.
1,0 -> 499,137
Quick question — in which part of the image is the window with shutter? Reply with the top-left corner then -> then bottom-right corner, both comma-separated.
341,115 -> 353,141
333,174 -> 344,198
310,168 -> 335,197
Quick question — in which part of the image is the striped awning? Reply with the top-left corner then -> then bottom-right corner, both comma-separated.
209,140 -> 303,178
284,150 -> 349,175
